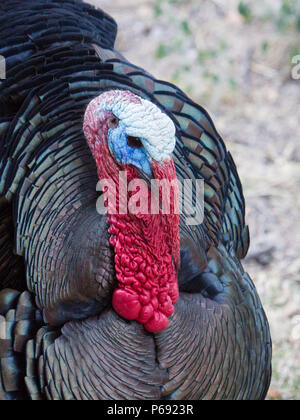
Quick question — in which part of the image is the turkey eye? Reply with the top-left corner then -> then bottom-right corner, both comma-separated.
108,115 -> 119,129
127,136 -> 143,149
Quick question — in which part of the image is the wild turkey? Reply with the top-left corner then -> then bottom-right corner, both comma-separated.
0,0 -> 271,400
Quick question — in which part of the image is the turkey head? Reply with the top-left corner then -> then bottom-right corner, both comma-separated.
84,90 -> 180,332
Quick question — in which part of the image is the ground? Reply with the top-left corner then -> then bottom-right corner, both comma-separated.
88,0 -> 300,400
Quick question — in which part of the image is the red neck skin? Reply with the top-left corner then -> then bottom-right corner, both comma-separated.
96,141 -> 180,332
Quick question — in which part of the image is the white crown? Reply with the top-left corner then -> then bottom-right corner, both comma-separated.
96,90 -> 176,162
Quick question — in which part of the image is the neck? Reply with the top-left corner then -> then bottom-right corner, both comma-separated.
95,144 -> 180,332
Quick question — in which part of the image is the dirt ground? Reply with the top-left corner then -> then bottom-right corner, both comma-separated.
88,0 -> 300,400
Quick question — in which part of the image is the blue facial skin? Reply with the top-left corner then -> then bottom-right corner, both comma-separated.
107,122 -> 152,177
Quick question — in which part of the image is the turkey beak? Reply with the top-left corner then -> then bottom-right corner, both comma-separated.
134,155 -> 175,200
133,164 -> 161,204
133,165 -> 153,188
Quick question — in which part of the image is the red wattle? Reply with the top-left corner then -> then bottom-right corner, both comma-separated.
112,289 -> 141,320
84,95 -> 180,333
107,161 -> 180,333
145,311 -> 169,333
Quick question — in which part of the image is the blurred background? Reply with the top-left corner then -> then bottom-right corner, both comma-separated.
88,0 -> 300,400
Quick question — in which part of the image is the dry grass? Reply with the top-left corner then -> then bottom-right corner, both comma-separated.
88,0 -> 300,400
